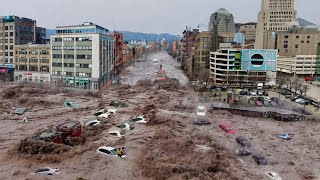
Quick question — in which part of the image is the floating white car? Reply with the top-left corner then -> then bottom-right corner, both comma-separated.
94,109 -> 117,118
84,118 -> 101,126
265,172 -> 282,180
96,146 -> 126,158
128,115 -> 149,123
34,167 -> 60,175
197,106 -> 206,116
108,129 -> 126,137
116,121 -> 135,130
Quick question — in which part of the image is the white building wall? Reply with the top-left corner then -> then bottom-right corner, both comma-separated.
92,34 -> 100,79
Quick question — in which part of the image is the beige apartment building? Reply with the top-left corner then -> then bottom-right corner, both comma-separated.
255,0 -> 297,49
194,31 -> 214,74
265,27 -> 320,56
239,22 -> 257,44
14,44 -> 51,83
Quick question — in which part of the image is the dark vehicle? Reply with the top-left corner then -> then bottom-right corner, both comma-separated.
236,136 -> 252,148
253,155 -> 268,165
33,129 -> 62,144
271,97 -> 279,103
240,91 -> 246,95
193,119 -> 211,125
110,100 -> 128,108
257,91 -> 264,96
290,95 -> 302,101
235,149 -> 252,156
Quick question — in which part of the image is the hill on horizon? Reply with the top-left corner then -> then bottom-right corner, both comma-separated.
46,29 -> 177,42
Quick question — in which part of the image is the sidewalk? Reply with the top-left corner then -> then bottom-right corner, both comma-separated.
302,82 -> 320,102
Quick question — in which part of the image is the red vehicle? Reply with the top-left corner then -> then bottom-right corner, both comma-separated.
56,121 -> 82,137
34,129 -> 63,144
263,91 -> 268,96
219,123 -> 237,134
156,65 -> 167,81
255,100 -> 262,107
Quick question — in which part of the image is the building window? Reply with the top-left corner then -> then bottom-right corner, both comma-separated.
53,38 -> 62,42
283,44 -> 288,48
5,26 -> 8,30
296,36 -> 299,38
307,41 -> 310,43
284,35 -> 288,39
10,39 -> 13,43
307,36 -> 310,39
301,41 -> 304,43
10,32 -> 13,36
284,41 -> 288,43
295,44 -> 298,48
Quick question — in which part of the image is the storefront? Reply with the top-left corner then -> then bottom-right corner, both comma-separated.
14,71 -> 50,83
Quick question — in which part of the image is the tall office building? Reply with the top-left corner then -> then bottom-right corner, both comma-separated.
255,0 -> 297,49
0,16 -> 36,64
51,22 -> 114,90
208,8 -> 235,43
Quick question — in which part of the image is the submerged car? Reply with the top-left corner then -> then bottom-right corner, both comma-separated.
128,115 -> 149,123
197,106 -> 206,116
219,124 -> 237,134
265,172 -> 282,180
276,133 -> 294,140
236,136 -> 251,148
193,119 -> 211,125
116,122 -> 135,130
34,167 -> 60,175
84,118 -> 101,126
253,155 -> 268,165
94,109 -> 111,118
235,149 -> 252,156
96,146 -> 126,158
108,129 -> 126,137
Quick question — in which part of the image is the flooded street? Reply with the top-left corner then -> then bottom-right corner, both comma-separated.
124,51 -> 189,85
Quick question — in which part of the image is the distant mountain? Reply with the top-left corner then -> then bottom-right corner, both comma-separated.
45,29 -> 177,42
121,31 -> 177,42
46,29 -> 56,39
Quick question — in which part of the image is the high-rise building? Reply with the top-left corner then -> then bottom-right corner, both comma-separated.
0,16 -> 37,64
36,27 -> 47,44
255,0 -> 297,49
208,8 -> 235,43
51,22 -> 114,90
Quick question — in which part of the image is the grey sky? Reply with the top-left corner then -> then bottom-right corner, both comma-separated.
1,0 -> 319,35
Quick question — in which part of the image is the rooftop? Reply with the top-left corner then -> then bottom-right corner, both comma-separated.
214,8 -> 232,15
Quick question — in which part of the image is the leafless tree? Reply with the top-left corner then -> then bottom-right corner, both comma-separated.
302,84 -> 310,98
198,68 -> 210,86
286,76 -> 293,91
277,76 -> 286,89
292,78 -> 300,94
302,84 -> 310,111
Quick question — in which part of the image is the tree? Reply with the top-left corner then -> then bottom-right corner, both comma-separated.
286,76 -> 293,91
302,84 -> 310,111
277,76 -> 286,89
292,78 -> 299,94
198,68 -> 210,86
198,68 -> 210,96
298,82 -> 304,96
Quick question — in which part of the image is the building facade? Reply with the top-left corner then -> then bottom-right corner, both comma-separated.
277,55 -> 320,76
265,27 -> 320,57
0,16 -> 37,64
255,0 -> 297,49
50,22 -> 114,90
210,49 -> 277,86
14,44 -> 50,83
194,31 -> 214,73
239,22 -> 257,44
109,32 -> 124,76
36,27 -> 47,44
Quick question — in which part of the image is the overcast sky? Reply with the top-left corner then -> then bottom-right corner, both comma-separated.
1,0 -> 319,35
